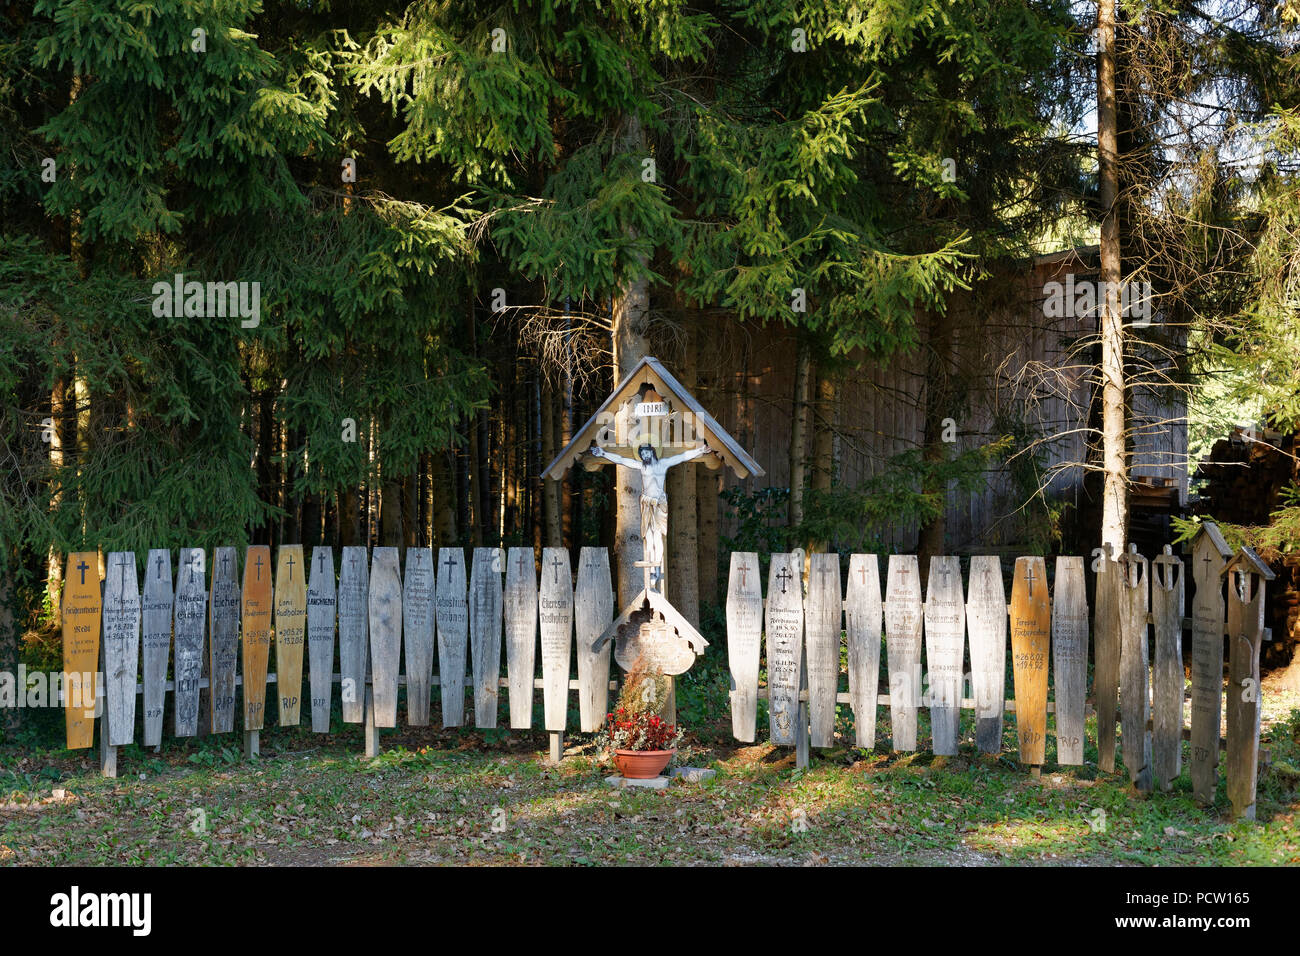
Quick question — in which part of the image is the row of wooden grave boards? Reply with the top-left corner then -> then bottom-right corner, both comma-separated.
725,536 -> 1272,818
61,545 -> 620,752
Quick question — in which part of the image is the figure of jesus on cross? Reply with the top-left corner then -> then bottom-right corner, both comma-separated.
589,440 -> 716,590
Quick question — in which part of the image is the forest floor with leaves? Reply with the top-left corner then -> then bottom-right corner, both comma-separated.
2,678 -> 1298,867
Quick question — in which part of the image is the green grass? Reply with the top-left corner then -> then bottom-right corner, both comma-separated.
2,691 -> 1297,866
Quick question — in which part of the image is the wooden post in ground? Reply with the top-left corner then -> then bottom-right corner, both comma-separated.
244,729 -> 259,758
363,682 -> 379,759
549,731 -> 562,765
99,637 -> 117,778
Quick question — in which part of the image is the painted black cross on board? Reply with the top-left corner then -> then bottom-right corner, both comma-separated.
777,565 -> 793,595
443,551 -> 457,574
318,549 -> 327,573
188,552 -> 199,584
737,562 -> 751,588
155,554 -> 165,579
1024,563 -> 1038,598
517,551 -> 530,578
77,559 -> 89,586
255,552 -> 265,580
551,553 -> 564,584
286,553 -> 296,581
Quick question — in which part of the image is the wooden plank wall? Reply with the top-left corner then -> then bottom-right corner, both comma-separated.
696,251 -> 1188,549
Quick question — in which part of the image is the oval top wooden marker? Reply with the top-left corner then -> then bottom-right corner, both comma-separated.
62,551 -> 102,750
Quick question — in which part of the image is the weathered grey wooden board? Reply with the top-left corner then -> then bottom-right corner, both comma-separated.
470,547 -> 504,729
274,545 -> 307,727
61,552 -> 101,749
504,547 -> 538,729
173,549 -> 207,737
306,547 -> 336,733
367,547 -> 402,728
766,552 -> 804,746
1093,546 -> 1120,773
240,545 -> 273,731
1118,548 -> 1152,790
924,556 -> 965,756
1051,556 -> 1088,765
966,556 -> 1006,754
141,549 -> 173,747
726,552 -> 763,743
844,554 -> 881,750
884,555 -> 922,752
1009,556 -> 1050,765
338,546 -> 370,724
805,553 -> 842,748
1151,547 -> 1185,791
102,552 -> 142,747
539,547 -> 573,732
575,548 -> 614,733
402,547 -> 435,726
435,547 -> 469,727
1189,528 -> 1229,804
1226,565 -> 1268,820
207,547 -> 239,733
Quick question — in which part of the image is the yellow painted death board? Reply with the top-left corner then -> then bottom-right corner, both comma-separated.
62,552 -> 102,749
1009,556 -> 1050,766
274,545 -> 307,726
241,545 -> 273,730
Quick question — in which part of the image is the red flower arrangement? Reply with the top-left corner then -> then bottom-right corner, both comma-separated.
599,705 -> 684,753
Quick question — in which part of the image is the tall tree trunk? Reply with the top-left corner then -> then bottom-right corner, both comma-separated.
668,316 -> 700,625
787,333 -> 812,533
810,362 -> 838,554
695,319 -> 719,605
0,545 -> 18,737
339,485 -> 361,547
47,376 -> 67,622
431,448 -> 458,546
541,376 -> 563,547
1098,0 -> 1128,555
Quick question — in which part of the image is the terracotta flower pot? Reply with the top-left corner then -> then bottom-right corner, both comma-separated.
613,749 -> 674,779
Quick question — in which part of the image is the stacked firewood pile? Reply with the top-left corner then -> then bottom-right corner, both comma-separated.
1193,426 -> 1300,668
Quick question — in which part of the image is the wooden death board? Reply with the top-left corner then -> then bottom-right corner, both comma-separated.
575,548 -> 614,733
208,547 -> 239,733
805,553 -> 842,749
1051,556 -> 1088,765
274,545 -> 307,726
62,552 -> 102,749
923,556 -> 965,757
368,547 -> 403,728
435,547 -> 469,727
338,546 -> 369,723
174,549 -> 207,737
1189,528 -> 1230,804
504,547 -> 538,729
241,545 -> 273,731
726,552 -> 763,743
538,547 -> 573,733
765,553 -> 803,746
1226,562 -> 1269,820
966,556 -> 1006,755
403,547 -> 435,726
1009,556 -> 1049,765
845,555 -> 881,750
884,555 -> 922,752
1151,547 -> 1184,791
102,552 -> 141,747
307,547 -> 337,733
1118,548 -> 1152,790
1092,546 -> 1120,773
470,547 -> 504,729
141,549 -> 173,748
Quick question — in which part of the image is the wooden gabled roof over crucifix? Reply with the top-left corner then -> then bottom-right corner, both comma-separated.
541,356 -> 764,480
